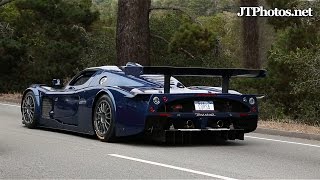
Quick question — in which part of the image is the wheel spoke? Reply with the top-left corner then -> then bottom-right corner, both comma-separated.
105,120 -> 110,127
26,97 -> 31,105
102,123 -> 107,133
96,113 -> 101,120
101,103 -> 105,113
28,113 -> 32,121
106,104 -> 110,112
104,103 -> 108,113
100,121 -> 106,133
30,100 -> 34,106
99,121 -> 105,134
96,120 -> 101,130
25,97 -> 29,105
97,107 -> 102,113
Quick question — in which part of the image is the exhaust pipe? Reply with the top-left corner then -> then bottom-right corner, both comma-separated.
186,120 -> 194,128
216,120 -> 224,128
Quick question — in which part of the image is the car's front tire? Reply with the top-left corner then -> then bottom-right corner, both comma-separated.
93,95 -> 117,142
21,91 -> 38,128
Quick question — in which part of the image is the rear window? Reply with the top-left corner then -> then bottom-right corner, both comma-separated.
141,75 -> 185,88
103,75 -> 145,87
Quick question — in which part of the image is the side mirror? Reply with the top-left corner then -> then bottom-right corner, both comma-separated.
52,79 -> 63,88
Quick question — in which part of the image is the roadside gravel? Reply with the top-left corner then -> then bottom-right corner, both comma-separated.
259,120 -> 320,135
0,93 -> 22,104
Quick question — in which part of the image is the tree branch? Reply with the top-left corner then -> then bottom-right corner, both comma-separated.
150,6 -> 202,26
151,34 -> 170,44
0,0 -> 14,7
151,34 -> 196,59
177,47 -> 195,59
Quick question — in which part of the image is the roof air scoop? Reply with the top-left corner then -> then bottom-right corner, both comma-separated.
123,62 -> 143,77
126,62 -> 142,67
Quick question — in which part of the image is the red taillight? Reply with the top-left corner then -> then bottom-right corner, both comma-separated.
159,113 -> 170,117
239,113 -> 248,117
149,106 -> 155,112
251,107 -> 257,112
195,93 -> 216,97
171,104 -> 183,112
162,96 -> 168,102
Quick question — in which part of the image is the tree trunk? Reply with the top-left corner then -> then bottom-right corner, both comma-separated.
116,0 -> 151,66
240,0 -> 260,68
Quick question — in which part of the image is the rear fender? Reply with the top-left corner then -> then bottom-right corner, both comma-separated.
93,88 -> 128,136
108,91 -> 150,137
94,89 -> 117,111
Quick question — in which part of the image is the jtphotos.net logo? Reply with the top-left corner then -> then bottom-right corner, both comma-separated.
237,6 -> 313,17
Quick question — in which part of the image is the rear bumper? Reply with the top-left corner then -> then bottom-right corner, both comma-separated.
162,128 -> 244,144
145,113 -> 258,134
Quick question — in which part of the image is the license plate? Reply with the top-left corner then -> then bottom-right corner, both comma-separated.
194,101 -> 214,111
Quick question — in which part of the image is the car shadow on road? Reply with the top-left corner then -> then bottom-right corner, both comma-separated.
116,135 -> 247,147
34,126 -> 97,140
32,127 -> 246,147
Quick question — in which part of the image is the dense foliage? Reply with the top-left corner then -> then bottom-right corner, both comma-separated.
234,0 -> 320,124
0,0 -> 99,90
0,0 -> 319,124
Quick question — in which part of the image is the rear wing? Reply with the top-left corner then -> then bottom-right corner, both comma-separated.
124,66 -> 266,93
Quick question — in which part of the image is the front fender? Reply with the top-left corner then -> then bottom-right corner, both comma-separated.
21,86 -> 43,122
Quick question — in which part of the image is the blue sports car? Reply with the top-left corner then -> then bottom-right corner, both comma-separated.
21,62 -> 266,143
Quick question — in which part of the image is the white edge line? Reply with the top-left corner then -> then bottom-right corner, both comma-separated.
0,103 -> 20,108
108,154 -> 238,180
245,135 -> 320,148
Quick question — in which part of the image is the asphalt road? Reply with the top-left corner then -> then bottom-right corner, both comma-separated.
1,103 -> 320,179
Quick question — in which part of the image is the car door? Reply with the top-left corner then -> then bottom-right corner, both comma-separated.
52,90 -> 81,126
52,70 -> 96,125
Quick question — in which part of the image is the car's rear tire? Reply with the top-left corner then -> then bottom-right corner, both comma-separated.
21,91 -> 38,128
93,95 -> 117,142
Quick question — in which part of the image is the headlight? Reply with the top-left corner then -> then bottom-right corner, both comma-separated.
249,97 -> 255,105
153,97 -> 160,105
